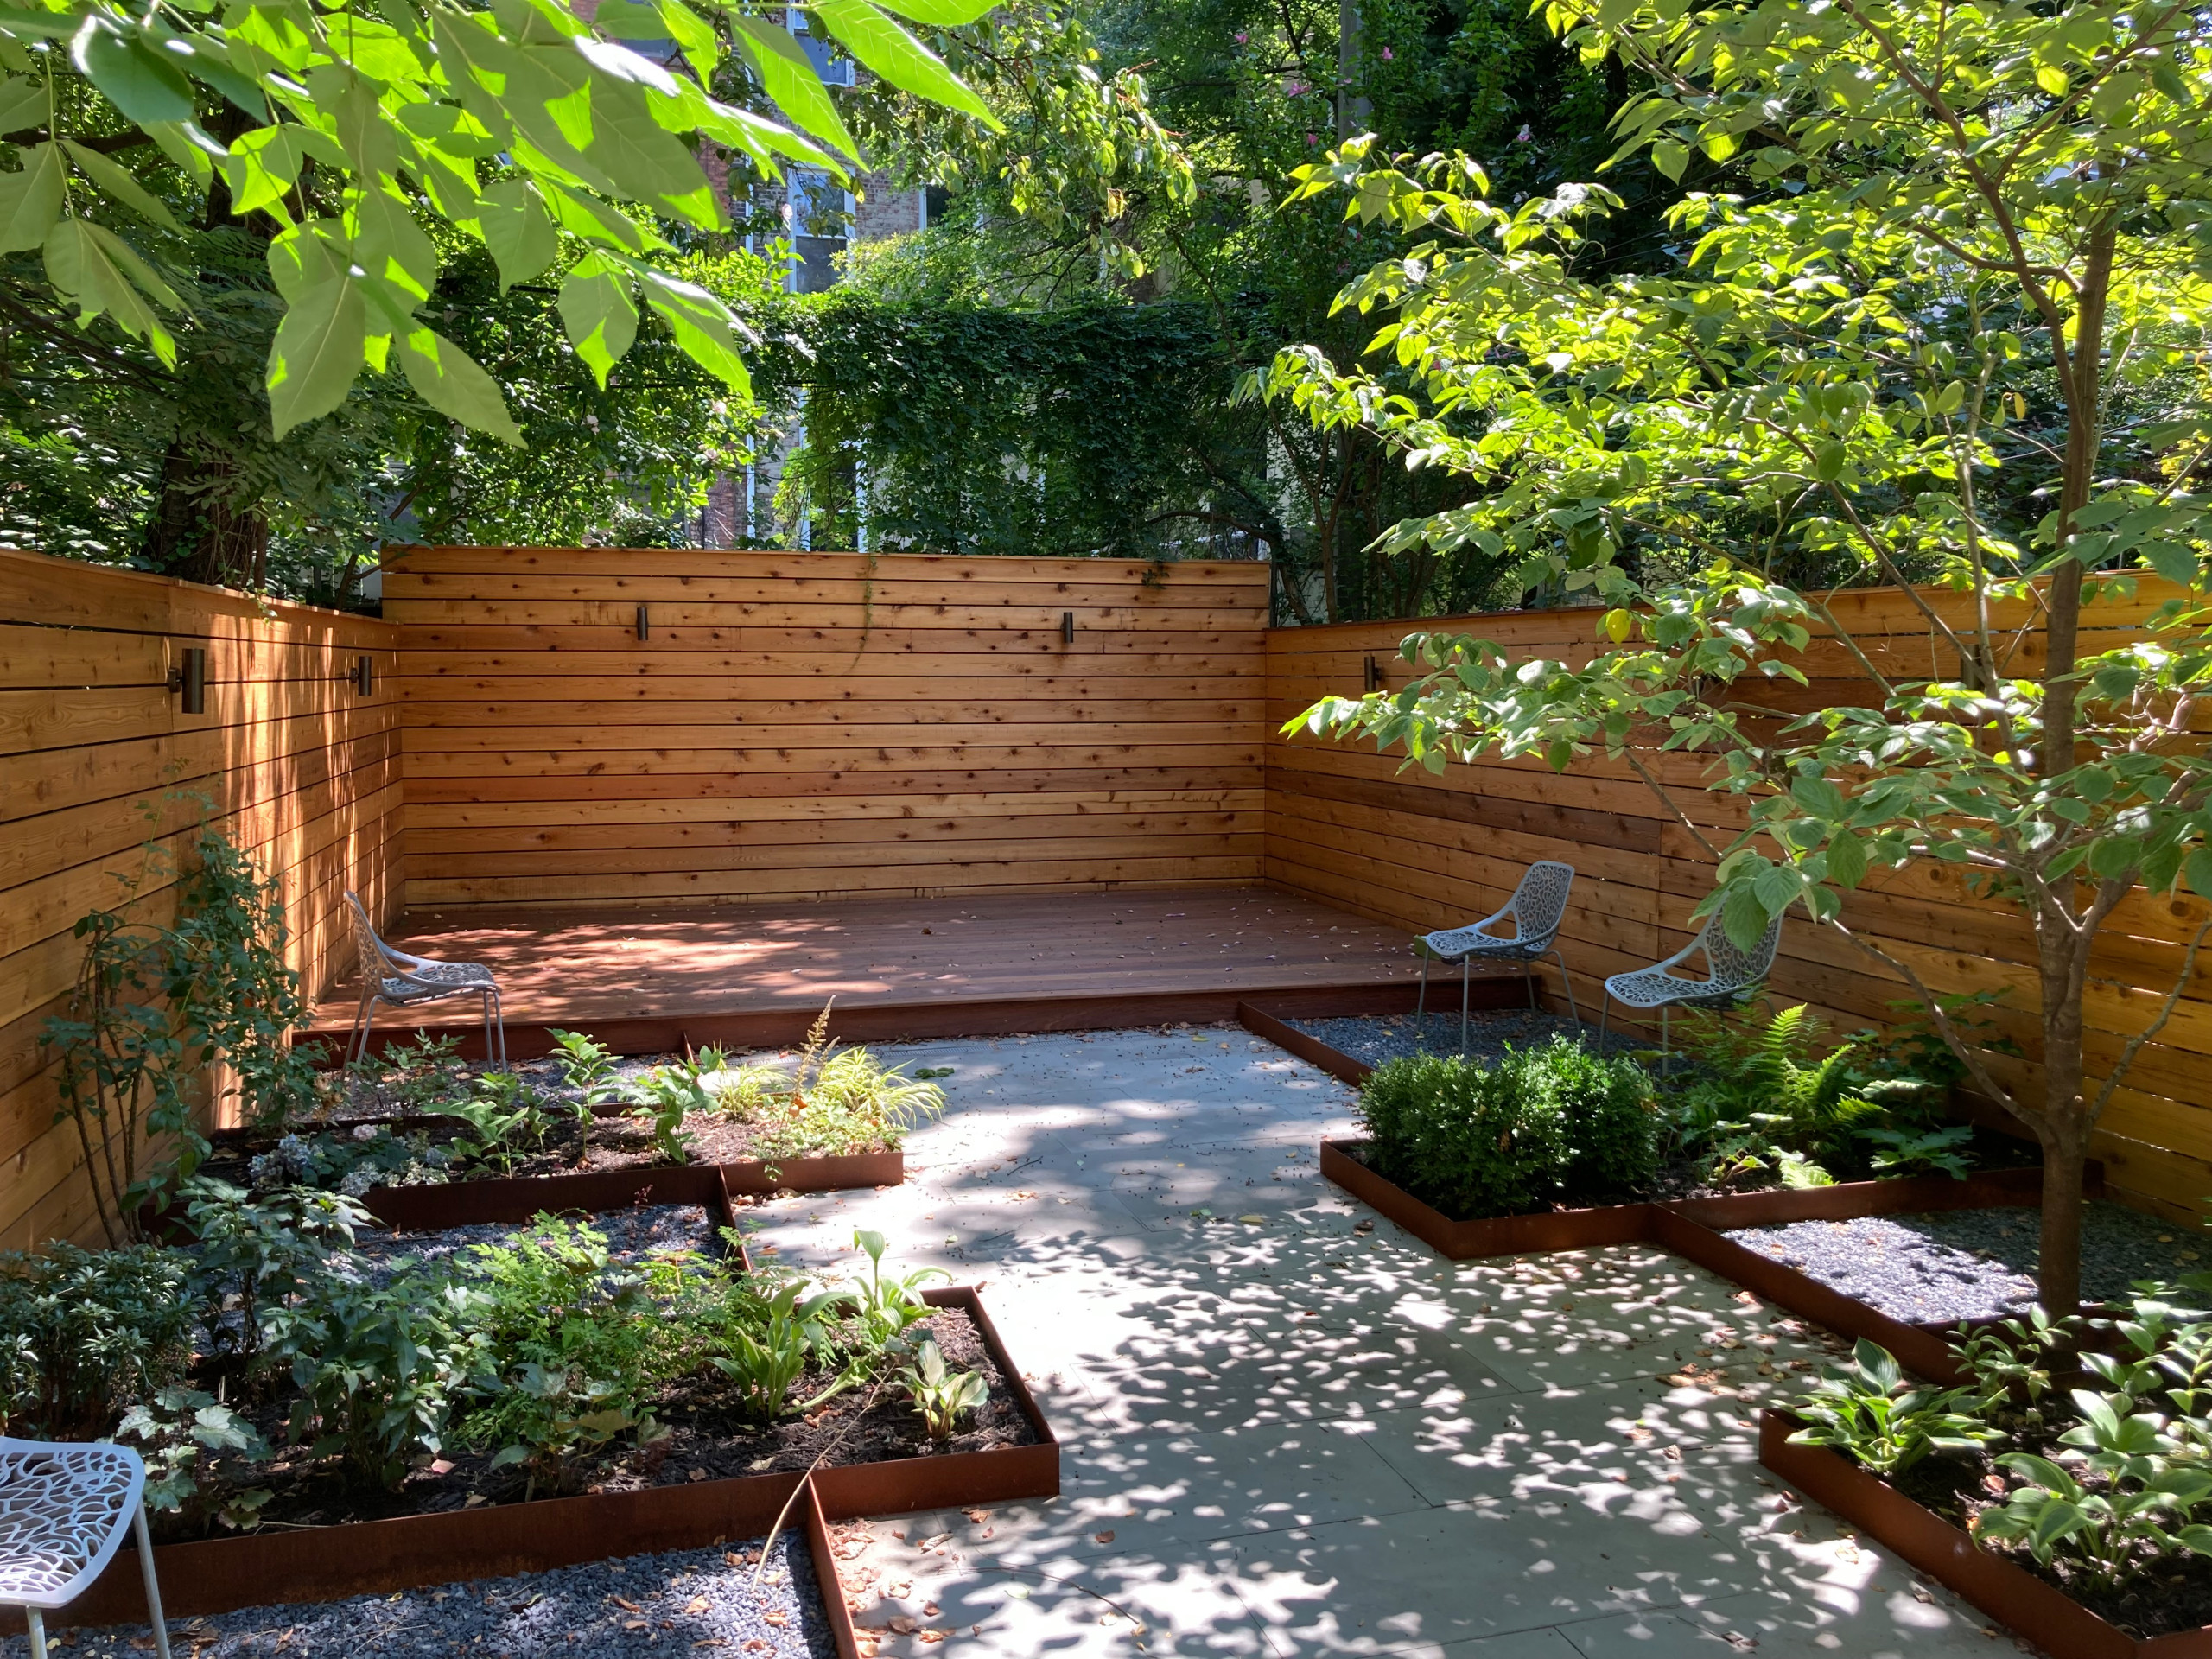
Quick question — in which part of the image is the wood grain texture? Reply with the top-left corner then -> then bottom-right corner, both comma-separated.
387,545 -> 1268,910
0,549 -> 403,1247
1262,582 -> 2209,1218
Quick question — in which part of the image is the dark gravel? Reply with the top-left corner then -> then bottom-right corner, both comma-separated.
1289,1007 -> 1641,1069
339,1204 -> 722,1286
1731,1202 -> 2201,1323
16,1531 -> 836,1659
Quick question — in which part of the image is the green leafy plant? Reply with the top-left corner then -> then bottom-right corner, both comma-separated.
848,1229 -> 944,1351
1976,1395 -> 2212,1587
1358,1039 -> 1656,1219
116,1386 -> 272,1533
179,1179 -> 369,1376
446,1071 -> 556,1176
1785,1338 -> 1998,1478
471,1362 -> 656,1502
701,1280 -> 856,1421
627,1047 -> 728,1166
899,1338 -> 986,1441
265,1274 -> 484,1490
0,1243 -> 194,1440
1864,1125 -> 1976,1182
1666,1005 -> 1888,1188
338,1032 -> 468,1119
714,1004 -> 944,1160
1954,1307 -> 2075,1420
548,1028 -> 623,1149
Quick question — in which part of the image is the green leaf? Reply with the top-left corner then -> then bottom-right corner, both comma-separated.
0,142 -> 65,253
71,16 -> 194,125
728,16 -> 859,158
266,219 -> 346,302
474,177 -> 557,289
0,73 -> 48,133
63,140 -> 180,232
558,253 -> 638,387
396,326 -> 521,444
1650,138 -> 1688,181
41,217 -> 178,365
264,274 -> 367,435
346,183 -> 438,299
1721,886 -> 1770,951
1814,440 -> 1846,482
873,0 -> 999,21
637,266 -> 753,393
2185,849 -> 2212,902
810,0 -> 1000,126
1826,830 -> 1867,889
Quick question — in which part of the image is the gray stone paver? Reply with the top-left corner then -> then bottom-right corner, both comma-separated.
740,1026 -> 2009,1659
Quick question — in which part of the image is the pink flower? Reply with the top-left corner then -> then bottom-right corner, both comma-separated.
1305,131 -> 1319,145
1234,29 -> 1246,41
1380,45 -> 1393,60
1516,124 -> 1533,142
1286,79 -> 1306,95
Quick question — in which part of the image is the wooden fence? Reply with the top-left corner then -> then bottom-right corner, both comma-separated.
1266,579 -> 2212,1219
384,547 -> 1268,910
7,539 -> 2207,1237
0,550 -> 403,1248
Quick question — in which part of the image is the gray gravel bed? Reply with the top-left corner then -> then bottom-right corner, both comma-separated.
14,1532 -> 835,1659
1730,1202 -> 2202,1324
1289,1007 -> 1641,1070
338,1203 -> 722,1287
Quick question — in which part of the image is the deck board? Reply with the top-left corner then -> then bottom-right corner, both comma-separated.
303,888 -> 1524,1057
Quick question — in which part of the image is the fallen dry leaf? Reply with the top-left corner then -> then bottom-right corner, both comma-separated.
1094,1530 -> 1116,1544
918,1632 -> 946,1646
613,1597 -> 643,1611
890,1617 -> 919,1634
622,1618 -> 649,1631
764,1611 -> 787,1629
963,1509 -> 992,1523
923,1603 -> 940,1618
685,1596 -> 711,1615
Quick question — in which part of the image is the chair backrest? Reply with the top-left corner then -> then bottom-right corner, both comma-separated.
343,890 -> 397,986
0,1436 -> 147,1610
1686,909 -> 1784,991
1503,860 -> 1575,948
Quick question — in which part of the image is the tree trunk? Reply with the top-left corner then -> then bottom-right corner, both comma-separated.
143,443 -> 270,590
2035,1114 -> 2088,1318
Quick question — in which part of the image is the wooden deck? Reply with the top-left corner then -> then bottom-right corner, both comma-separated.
305,888 -> 1535,1058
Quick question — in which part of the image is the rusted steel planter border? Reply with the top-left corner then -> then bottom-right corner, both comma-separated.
1758,1410 -> 2207,1659
1321,1142 -> 2067,1383
45,1287 -> 1054,1634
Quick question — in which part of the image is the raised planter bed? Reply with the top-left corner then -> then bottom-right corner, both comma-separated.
1321,1141 -> 2069,1383
48,1286 -> 1055,1632
1758,1409 -> 2206,1659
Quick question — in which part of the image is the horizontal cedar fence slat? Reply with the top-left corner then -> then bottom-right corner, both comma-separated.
385,546 -> 1272,915
0,548 -> 403,1247
1263,577 -> 2208,1220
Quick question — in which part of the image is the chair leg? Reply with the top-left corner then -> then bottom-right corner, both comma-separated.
1526,957 -> 1537,1012
346,991 -> 372,1066
1598,995 -> 1611,1051
1552,949 -> 1580,1025
1459,957 -> 1471,1057
1416,956 -> 1428,1020
135,1503 -> 172,1659
26,1606 -> 46,1659
1662,1004 -> 1670,1077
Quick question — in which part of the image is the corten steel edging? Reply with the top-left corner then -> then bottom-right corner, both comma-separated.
41,1288 -> 1055,1633
43,1471 -> 860,1643
1317,1141 -> 1657,1255
814,1286 -> 1063,1518
1758,1411 -> 2210,1659
803,1474 -> 865,1659
302,979 -> 1453,1065
1662,1164 -> 2056,1230
1650,1207 -> 1967,1383
1238,1004 -> 1375,1087
361,1161 -> 741,1235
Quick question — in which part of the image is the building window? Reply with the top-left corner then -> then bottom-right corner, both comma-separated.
787,168 -> 849,293
790,12 -> 854,86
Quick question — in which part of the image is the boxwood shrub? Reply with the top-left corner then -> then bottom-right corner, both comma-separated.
1357,1038 -> 1657,1219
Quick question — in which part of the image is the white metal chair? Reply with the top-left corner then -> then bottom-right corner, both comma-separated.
1598,909 -> 1783,1064
0,1438 -> 170,1659
1414,860 -> 1579,1052
342,890 -> 506,1069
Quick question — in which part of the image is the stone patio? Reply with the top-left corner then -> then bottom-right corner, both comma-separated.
740,1026 -> 2021,1659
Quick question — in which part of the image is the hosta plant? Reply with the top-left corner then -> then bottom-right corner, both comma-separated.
899,1338 -> 986,1440
1786,1338 -> 1998,1477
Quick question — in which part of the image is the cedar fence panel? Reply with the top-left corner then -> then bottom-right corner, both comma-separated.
383,547 -> 1270,912
0,549 -> 403,1247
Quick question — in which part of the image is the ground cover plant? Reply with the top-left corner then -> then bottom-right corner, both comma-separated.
1353,1014 -> 2003,1219
1783,1277 -> 2212,1637
0,1186 -> 1018,1539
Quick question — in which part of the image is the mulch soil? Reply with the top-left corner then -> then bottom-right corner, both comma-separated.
166,1306 -> 1030,1542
